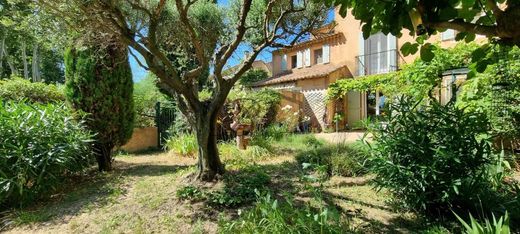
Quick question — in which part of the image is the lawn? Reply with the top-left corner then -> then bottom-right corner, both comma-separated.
0,135 -> 503,233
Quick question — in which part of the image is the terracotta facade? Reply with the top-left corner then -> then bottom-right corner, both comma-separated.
253,8 -> 476,132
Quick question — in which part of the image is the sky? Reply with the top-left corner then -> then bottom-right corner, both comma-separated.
129,5 -> 335,82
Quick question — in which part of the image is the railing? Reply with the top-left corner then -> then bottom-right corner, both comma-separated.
355,49 -> 405,76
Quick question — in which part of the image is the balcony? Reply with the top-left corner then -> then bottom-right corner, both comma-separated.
355,49 -> 405,76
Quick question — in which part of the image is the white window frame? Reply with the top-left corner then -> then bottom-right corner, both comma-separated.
323,44 -> 330,64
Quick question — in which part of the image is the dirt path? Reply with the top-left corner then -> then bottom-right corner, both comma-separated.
3,151 -> 426,234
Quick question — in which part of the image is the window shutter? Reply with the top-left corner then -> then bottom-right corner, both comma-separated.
387,35 -> 397,70
323,44 -> 330,64
296,51 -> 303,68
304,49 -> 311,67
281,54 -> 287,71
358,33 -> 365,76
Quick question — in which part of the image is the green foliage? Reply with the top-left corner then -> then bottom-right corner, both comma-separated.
64,45 -> 134,170
176,166 -> 270,207
327,0 -> 516,64
458,45 -> 520,140
176,186 -> 205,201
0,1 -> 66,82
165,134 -> 198,157
238,69 -> 268,86
454,211 -> 510,234
328,43 -> 477,101
0,101 -> 93,206
368,97 -> 495,213
219,192 -> 350,234
295,142 -> 370,177
0,77 -> 64,103
133,74 -> 169,128
228,87 -> 281,126
166,111 -> 192,136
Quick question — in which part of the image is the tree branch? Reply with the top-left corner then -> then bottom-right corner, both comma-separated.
425,20 -> 499,37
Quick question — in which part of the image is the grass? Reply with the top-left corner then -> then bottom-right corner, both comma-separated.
3,134 -> 507,233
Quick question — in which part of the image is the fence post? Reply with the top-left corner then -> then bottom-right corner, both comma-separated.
155,102 -> 161,148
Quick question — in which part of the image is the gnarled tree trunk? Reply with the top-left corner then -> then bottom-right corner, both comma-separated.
194,106 -> 225,181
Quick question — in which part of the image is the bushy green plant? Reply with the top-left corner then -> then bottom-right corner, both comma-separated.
0,101 -> 93,206
176,166 -> 270,207
166,111 -> 192,137
238,69 -> 269,86
165,134 -> 198,157
176,185 -> 205,201
368,97 -> 495,213
227,88 -> 281,127
295,143 -> 369,177
454,211 -> 510,234
133,74 -> 169,128
0,77 -> 64,103
64,44 -> 135,171
219,192 -> 350,234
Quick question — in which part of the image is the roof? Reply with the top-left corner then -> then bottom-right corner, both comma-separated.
222,60 -> 272,78
252,63 -> 348,87
273,32 -> 343,54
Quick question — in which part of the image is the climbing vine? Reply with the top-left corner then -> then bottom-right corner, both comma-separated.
327,43 -> 478,100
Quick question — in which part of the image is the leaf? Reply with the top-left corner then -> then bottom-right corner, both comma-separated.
401,42 -> 419,56
455,32 -> 467,41
471,47 -> 487,62
465,33 -> 476,43
475,59 -> 491,73
420,43 -> 435,62
362,22 -> 372,40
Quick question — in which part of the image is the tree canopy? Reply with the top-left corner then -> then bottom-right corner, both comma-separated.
327,0 -> 520,67
40,0 -> 328,180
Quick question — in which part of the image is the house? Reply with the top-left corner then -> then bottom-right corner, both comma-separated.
252,8 -> 474,131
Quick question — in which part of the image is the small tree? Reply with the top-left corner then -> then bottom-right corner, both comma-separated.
64,42 -> 135,171
41,0 -> 328,180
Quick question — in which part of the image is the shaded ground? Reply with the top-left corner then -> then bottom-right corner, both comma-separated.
2,151 -> 437,234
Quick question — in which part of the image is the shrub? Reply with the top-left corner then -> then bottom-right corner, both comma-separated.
0,101 -> 93,206
0,77 -> 64,103
227,88 -> 281,128
64,44 -> 135,171
295,142 -> 370,177
219,192 -> 350,233
368,97 -> 495,213
166,134 -> 198,157
133,74 -> 169,127
238,69 -> 269,86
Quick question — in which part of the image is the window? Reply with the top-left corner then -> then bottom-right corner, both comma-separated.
441,29 -> 456,41
314,48 -> 323,64
291,55 -> 297,69
281,54 -> 287,71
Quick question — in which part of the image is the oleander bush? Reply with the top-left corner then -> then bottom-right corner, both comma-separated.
0,101 -> 93,206
0,77 -> 65,103
368,97 -> 496,214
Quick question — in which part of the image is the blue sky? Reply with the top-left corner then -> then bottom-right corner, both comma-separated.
130,6 -> 334,82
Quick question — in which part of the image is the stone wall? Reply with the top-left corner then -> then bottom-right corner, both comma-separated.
120,127 -> 158,153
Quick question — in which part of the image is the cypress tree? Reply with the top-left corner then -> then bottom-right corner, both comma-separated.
64,43 -> 134,171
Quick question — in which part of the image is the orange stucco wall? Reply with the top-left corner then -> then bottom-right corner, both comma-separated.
120,127 -> 158,152
265,7 -> 488,132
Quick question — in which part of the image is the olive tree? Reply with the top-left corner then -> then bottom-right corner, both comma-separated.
40,0 -> 328,180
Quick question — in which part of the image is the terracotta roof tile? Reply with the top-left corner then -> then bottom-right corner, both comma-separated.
252,63 -> 348,86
